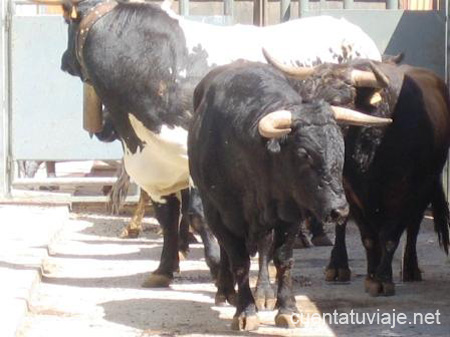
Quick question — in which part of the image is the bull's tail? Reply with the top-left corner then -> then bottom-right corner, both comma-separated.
431,178 -> 450,255
107,160 -> 131,215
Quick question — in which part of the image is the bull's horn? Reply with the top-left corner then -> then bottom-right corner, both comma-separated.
331,106 -> 392,126
28,0 -> 64,4
262,48 -> 315,79
350,67 -> 389,88
369,62 -> 390,87
258,110 -> 293,138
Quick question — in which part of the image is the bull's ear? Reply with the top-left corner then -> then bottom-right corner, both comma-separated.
266,138 -> 282,153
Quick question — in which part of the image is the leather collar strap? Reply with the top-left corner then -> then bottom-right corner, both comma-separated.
76,0 -> 118,82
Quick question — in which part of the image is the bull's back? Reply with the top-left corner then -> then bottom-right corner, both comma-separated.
406,68 -> 450,155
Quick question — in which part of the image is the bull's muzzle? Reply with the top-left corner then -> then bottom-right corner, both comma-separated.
328,204 -> 349,225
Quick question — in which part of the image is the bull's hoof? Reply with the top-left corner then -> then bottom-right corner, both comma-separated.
325,267 -> 351,283
275,313 -> 302,328
365,278 -> 381,297
311,234 -> 333,247
381,282 -> 396,296
365,278 -> 395,297
402,267 -> 422,282
119,227 -> 141,239
293,236 -> 312,249
231,314 -> 259,331
141,273 -> 172,288
215,291 -> 237,306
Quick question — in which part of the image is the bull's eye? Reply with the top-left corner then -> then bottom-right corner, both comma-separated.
331,96 -> 341,104
297,149 -> 312,164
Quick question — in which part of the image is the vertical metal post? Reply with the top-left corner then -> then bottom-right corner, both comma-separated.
386,0 -> 399,9
299,0 -> 309,17
253,0 -> 264,26
0,0 -> 11,198
280,0 -> 291,22
179,0 -> 189,16
224,0 -> 233,16
343,0 -> 354,9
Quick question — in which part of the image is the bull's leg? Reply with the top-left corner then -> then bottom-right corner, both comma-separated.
325,220 -> 351,282
361,230 -> 382,293
254,231 -> 276,311
402,201 -> 430,282
202,204 -> 256,330
190,214 -> 221,281
120,189 -> 149,238
186,188 -> 220,280
214,245 -> 237,306
227,243 -> 258,331
309,216 -> 333,247
273,223 -> 301,329
370,190 -> 430,294
366,222 -> 403,297
178,189 -> 191,258
352,208 -> 382,292
293,222 -> 311,249
142,194 -> 180,288
403,220 -> 422,282
108,161 -> 130,215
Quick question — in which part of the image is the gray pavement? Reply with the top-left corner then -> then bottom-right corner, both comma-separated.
0,205 -> 68,337
3,206 -> 449,336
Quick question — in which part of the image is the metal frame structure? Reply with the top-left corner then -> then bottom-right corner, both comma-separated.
0,0 -> 11,198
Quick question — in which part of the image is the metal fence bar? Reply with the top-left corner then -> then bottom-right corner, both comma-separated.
179,0 -> 189,16
0,1 -> 5,197
0,0 -> 11,198
299,0 -> 308,17
13,177 -> 118,188
224,0 -> 233,16
344,0 -> 354,9
280,0 -> 291,22
253,0 -> 265,26
386,0 -> 399,9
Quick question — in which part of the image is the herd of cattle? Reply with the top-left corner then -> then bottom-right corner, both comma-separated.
35,0 -> 450,331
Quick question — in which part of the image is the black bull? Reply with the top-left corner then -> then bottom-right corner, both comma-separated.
188,61 -> 351,330
267,55 -> 450,297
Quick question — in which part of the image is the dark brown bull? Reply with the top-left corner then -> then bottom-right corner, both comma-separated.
265,51 -> 450,296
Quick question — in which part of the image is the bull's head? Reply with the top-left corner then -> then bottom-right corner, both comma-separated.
256,102 -> 390,223
255,104 -> 350,224
262,48 -> 400,122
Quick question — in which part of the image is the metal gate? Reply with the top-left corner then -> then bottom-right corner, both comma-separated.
1,0 -> 449,201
